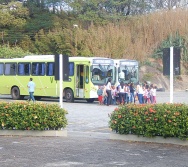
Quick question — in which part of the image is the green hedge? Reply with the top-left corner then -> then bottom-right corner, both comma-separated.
0,102 -> 68,130
109,103 -> 188,140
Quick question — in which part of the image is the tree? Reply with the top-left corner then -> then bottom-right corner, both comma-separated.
150,0 -> 182,10
0,2 -> 29,45
0,45 -> 31,58
65,0 -> 152,25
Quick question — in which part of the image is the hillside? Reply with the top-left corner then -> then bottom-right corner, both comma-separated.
139,59 -> 188,91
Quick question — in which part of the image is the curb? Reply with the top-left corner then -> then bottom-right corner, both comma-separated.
68,131 -> 110,139
0,129 -> 67,137
110,133 -> 188,146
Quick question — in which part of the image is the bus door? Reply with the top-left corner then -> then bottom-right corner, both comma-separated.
75,65 -> 84,98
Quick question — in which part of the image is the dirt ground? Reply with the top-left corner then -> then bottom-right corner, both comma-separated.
139,59 -> 188,91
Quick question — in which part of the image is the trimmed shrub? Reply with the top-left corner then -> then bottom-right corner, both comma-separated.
109,103 -> 188,140
0,102 -> 68,130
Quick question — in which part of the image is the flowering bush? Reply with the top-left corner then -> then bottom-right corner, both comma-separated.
0,102 -> 68,130
109,103 -> 188,140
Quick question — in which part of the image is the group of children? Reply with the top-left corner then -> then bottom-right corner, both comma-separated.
137,82 -> 157,104
97,81 -> 157,105
97,85 -> 117,105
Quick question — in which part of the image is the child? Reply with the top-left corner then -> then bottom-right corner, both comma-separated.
147,87 -> 151,104
152,85 -> 157,103
150,84 -> 154,104
97,86 -> 103,105
115,84 -> 120,105
111,85 -> 116,105
102,85 -> 107,105
143,86 -> 147,103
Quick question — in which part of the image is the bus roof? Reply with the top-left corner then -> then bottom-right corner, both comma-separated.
24,55 -> 54,59
0,55 -> 114,64
114,59 -> 138,66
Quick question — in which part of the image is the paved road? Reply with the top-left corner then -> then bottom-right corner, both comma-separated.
0,92 -> 188,167
0,136 -> 188,167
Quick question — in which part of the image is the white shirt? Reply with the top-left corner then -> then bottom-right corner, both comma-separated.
137,85 -> 144,94
106,82 -> 111,90
119,71 -> 124,79
119,86 -> 125,93
28,81 -> 35,92
152,88 -> 156,96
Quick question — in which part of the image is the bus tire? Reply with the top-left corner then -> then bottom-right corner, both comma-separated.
11,87 -> 22,100
65,89 -> 74,102
86,98 -> 95,103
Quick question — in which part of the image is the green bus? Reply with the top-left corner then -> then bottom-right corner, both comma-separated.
0,55 -> 115,102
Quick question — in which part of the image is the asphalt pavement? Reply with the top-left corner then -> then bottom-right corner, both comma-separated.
0,91 -> 188,167
0,136 -> 188,167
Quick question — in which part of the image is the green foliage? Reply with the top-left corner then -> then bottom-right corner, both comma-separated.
33,29 -> 71,55
0,102 -> 68,130
1,0 -> 188,61
67,0 -> 153,24
0,2 -> 29,45
25,12 -> 55,34
0,45 -> 31,58
109,103 -> 188,140
152,32 -> 188,61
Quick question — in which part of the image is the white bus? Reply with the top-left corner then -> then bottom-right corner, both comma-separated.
114,59 -> 139,86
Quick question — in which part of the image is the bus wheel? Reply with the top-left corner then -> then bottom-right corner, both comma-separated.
65,89 -> 74,102
11,87 -> 21,100
86,98 -> 95,103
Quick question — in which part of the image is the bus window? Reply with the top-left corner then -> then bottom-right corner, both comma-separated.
0,63 -> 3,75
18,63 -> 30,75
32,63 -> 45,76
92,68 -> 101,80
107,69 -> 112,77
39,63 -> 45,75
5,63 -> 17,75
69,62 -> 74,76
46,62 -> 54,76
85,66 -> 89,83
25,63 -> 31,75
91,64 -> 115,85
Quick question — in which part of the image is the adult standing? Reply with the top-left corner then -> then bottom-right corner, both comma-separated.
124,83 -> 130,104
27,78 -> 36,102
137,84 -> 144,104
119,81 -> 125,104
106,78 -> 112,106
129,82 -> 135,103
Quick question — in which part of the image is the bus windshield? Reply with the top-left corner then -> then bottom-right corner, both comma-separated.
118,65 -> 138,84
91,64 -> 115,85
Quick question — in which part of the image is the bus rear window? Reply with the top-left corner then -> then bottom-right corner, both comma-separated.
5,63 -> 17,75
